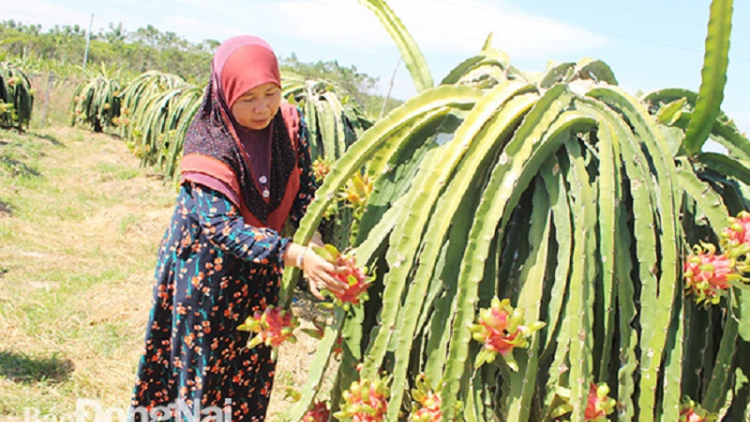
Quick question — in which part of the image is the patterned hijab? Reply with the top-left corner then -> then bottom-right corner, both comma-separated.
181,35 -> 300,230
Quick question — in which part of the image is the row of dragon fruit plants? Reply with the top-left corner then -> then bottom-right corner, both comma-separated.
0,61 -> 34,131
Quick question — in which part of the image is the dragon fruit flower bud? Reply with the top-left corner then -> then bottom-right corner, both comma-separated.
409,375 -> 443,422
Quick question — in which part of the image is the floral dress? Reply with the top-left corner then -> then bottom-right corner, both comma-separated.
131,114 -> 315,422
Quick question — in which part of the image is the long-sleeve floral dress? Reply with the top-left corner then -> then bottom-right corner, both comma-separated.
131,109 -> 315,422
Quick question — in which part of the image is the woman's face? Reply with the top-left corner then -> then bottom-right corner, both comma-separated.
231,82 -> 281,130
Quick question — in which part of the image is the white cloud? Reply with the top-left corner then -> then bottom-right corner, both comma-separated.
267,0 -> 392,49
155,0 -> 273,40
257,0 -> 608,95
387,0 -> 608,60
100,0 -> 259,41
270,0 -> 609,60
1,0 -> 89,29
240,0 -> 608,59
5,0 -> 608,60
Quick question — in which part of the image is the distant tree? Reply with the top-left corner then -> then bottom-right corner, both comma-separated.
281,53 -> 375,101
0,19 -> 398,117
199,39 -> 221,53
100,23 -> 126,44
281,53 -> 401,118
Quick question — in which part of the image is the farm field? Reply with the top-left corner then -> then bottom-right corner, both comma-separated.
0,126 -> 330,421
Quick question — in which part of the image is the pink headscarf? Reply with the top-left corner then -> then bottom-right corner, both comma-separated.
186,35 -> 282,203
214,35 -> 281,109
182,34 -> 302,231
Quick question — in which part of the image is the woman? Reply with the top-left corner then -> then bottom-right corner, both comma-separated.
130,35 -> 346,421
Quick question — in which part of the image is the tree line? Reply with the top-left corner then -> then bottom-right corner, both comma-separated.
0,19 -> 400,117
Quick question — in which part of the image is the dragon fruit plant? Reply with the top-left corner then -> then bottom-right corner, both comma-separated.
279,2 -> 750,420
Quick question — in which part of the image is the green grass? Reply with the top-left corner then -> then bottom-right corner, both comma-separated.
96,162 -> 141,181
0,131 -> 44,178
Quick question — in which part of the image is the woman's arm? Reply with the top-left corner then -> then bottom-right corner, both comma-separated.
192,183 -> 346,297
193,183 -> 289,265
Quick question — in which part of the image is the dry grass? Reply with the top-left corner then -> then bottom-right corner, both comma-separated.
0,126 -> 333,421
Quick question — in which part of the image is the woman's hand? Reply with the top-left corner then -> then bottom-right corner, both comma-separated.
285,242 -> 347,300
302,247 -> 348,300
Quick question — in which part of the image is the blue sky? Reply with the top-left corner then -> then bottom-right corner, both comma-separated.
2,0 -> 749,134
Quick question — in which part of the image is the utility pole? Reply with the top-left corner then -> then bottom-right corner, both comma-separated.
83,13 -> 94,69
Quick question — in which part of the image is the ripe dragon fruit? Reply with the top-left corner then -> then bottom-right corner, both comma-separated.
313,244 -> 374,311
683,243 -> 742,306
679,397 -> 717,422
334,376 -> 390,422
468,297 -> 545,371
237,305 -> 299,359
584,383 -> 616,421
313,157 -> 333,183
303,400 -> 331,422
409,375 -> 447,422
720,210 -> 750,260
